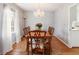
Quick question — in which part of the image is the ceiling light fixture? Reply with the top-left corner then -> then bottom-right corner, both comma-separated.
33,3 -> 45,17
34,9 -> 45,17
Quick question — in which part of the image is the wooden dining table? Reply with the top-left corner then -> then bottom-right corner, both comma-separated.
25,30 -> 52,55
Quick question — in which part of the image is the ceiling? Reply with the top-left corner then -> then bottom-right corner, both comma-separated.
16,3 -> 67,11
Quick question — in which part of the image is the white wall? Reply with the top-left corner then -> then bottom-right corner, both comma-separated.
54,4 -> 79,48
54,4 -> 71,48
25,11 -> 54,31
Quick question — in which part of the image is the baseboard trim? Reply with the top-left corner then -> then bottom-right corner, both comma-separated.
72,45 -> 79,48
54,34 -> 72,48
3,47 -> 13,55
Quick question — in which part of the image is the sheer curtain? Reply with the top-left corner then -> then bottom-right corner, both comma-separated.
2,5 -> 13,54
14,9 -> 21,43
2,4 -> 22,54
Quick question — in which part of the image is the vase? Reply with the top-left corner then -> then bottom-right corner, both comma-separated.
36,27 -> 41,30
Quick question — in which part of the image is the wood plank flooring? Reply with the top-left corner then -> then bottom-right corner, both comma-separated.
6,36 -> 79,55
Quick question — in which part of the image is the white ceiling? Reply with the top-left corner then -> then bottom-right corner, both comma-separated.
16,3 -> 67,11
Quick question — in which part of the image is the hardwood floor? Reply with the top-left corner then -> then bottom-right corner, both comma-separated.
6,37 -> 27,55
6,36 -> 79,55
51,36 -> 79,55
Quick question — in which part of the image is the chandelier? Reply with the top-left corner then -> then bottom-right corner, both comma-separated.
34,9 -> 45,17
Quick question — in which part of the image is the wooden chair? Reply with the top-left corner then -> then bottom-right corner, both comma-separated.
29,30 -> 46,37
23,26 -> 30,37
28,30 -> 47,55
48,26 -> 54,35
47,26 -> 54,54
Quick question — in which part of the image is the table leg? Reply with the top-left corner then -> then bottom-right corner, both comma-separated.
26,38 -> 29,55
31,38 -> 33,55
49,37 -> 52,55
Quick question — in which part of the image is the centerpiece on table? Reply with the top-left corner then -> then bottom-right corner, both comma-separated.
36,23 -> 42,30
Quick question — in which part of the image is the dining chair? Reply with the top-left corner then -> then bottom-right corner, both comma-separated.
29,30 -> 46,37
23,26 -> 30,37
28,30 -> 47,54
48,26 -> 54,35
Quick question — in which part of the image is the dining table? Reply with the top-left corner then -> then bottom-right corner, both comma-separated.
25,30 -> 52,55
